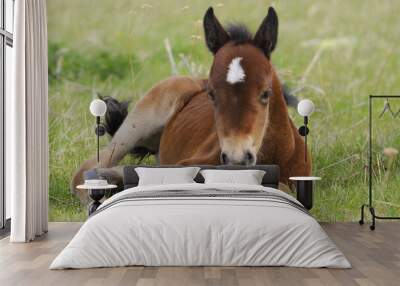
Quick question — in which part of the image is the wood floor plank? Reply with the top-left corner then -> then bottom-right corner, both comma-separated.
0,222 -> 399,286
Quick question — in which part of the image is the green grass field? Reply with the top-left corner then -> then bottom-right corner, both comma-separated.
47,0 -> 400,221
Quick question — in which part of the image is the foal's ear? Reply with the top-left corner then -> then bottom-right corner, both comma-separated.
203,7 -> 230,54
253,7 -> 278,58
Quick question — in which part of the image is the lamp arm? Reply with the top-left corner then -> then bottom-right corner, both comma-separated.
305,116 -> 309,162
96,116 -> 100,164
298,116 -> 309,162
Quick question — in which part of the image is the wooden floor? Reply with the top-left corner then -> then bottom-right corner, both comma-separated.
0,222 -> 399,286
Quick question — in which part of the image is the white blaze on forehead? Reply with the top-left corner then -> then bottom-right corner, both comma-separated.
226,57 -> 246,84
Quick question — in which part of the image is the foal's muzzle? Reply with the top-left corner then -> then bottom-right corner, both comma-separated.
220,150 -> 256,166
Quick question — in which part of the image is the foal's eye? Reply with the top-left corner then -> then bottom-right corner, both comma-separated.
208,90 -> 216,102
260,89 -> 272,104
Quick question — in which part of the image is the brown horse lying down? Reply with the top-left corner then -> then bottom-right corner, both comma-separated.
71,7 -> 311,203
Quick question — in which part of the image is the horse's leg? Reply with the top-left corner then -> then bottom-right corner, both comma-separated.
176,134 -> 221,165
71,76 -> 206,202
87,166 -> 124,187
84,166 -> 124,198
177,156 -> 219,166
176,145 -> 221,166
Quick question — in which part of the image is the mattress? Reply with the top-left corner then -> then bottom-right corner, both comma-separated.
50,183 -> 350,269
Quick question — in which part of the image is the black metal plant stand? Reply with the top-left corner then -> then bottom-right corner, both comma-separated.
359,95 -> 400,230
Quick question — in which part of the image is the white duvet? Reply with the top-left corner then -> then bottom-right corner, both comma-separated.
50,183 -> 351,269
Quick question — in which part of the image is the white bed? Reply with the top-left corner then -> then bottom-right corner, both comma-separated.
50,183 -> 351,269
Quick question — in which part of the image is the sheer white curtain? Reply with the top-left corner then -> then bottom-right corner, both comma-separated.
7,0 -> 49,242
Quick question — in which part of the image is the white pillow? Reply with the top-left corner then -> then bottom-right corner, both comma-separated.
135,167 -> 200,186
200,169 -> 266,185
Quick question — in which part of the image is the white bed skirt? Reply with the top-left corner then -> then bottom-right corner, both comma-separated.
50,183 -> 350,269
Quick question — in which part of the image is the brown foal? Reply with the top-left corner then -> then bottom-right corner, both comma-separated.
71,7 -> 311,202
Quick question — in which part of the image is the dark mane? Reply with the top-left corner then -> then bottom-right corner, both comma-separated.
226,23 -> 253,44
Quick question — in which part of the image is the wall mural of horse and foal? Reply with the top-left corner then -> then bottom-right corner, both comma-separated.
71,7 -> 311,203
